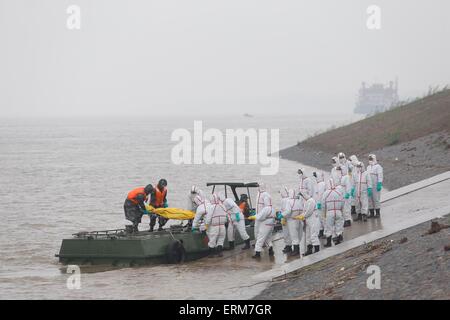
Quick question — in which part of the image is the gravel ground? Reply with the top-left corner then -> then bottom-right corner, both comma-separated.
279,132 -> 450,190
253,215 -> 450,300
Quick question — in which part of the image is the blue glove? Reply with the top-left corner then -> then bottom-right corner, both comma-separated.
367,187 -> 373,197
235,213 -> 241,222
163,200 -> 168,208
191,227 -> 199,233
351,187 -> 355,198
377,182 -> 382,192
316,202 -> 322,210
344,193 -> 350,199
276,212 -> 283,220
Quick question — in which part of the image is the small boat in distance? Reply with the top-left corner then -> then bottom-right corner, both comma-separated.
243,113 -> 254,118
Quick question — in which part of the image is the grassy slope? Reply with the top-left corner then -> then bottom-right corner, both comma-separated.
301,89 -> 450,155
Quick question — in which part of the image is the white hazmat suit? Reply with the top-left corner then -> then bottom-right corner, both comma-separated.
222,197 -> 250,246
321,179 -> 345,246
253,183 -> 275,257
204,194 -> 228,255
367,154 -> 383,217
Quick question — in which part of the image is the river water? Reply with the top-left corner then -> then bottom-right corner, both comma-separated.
0,114 -> 361,299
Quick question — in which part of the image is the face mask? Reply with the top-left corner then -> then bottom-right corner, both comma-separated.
369,160 -> 374,165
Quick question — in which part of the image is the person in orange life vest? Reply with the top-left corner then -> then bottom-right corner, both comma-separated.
149,179 -> 169,232
124,184 -> 154,232
237,194 -> 251,225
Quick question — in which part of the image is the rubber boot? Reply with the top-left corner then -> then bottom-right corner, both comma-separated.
303,244 -> 313,256
314,245 -> 320,253
158,226 -> 164,231
344,220 -> 351,227
375,209 -> 381,218
242,239 -> 251,250
290,245 -> 300,256
362,214 -> 368,222
282,245 -> 292,253
149,225 -> 154,232
252,251 -> 261,259
351,206 -> 356,215
355,213 -> 362,221
324,236 -> 332,247
217,245 -> 223,257
334,234 -> 343,245
268,246 -> 275,257
368,209 -> 375,219
208,247 -> 216,258
318,229 -> 325,239
229,241 -> 235,250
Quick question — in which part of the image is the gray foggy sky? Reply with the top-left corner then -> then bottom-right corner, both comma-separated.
0,0 -> 449,117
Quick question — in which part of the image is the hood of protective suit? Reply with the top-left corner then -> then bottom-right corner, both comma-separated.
350,155 -> 359,166
217,192 -> 227,202
338,152 -> 346,164
298,168 -> 305,178
368,154 -> 378,165
258,182 -> 267,193
280,186 -> 289,199
356,161 -> 366,172
210,193 -> 222,205
331,156 -> 338,167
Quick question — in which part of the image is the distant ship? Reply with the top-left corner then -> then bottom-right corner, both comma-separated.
354,79 -> 399,115
243,113 -> 254,118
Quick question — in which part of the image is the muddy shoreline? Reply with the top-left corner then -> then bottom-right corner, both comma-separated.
253,215 -> 450,300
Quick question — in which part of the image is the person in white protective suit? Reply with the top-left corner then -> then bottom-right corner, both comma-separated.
190,187 -> 209,231
349,155 -> 359,216
337,152 -> 353,176
351,161 -> 373,222
331,157 -> 344,186
279,186 -> 293,254
276,189 -> 304,257
297,168 -> 314,199
367,154 -> 384,219
252,183 -> 275,259
321,178 -> 345,247
297,191 -> 320,256
187,185 -> 206,230
204,193 -> 228,257
313,171 -> 327,239
219,193 -> 251,250
340,167 -> 354,227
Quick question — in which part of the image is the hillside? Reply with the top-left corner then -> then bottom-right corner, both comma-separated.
279,89 -> 450,189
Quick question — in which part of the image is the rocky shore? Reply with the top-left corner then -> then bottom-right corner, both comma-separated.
254,215 -> 450,300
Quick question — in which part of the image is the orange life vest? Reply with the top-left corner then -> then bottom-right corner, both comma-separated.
153,186 -> 167,207
239,202 -> 246,212
127,187 -> 147,205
